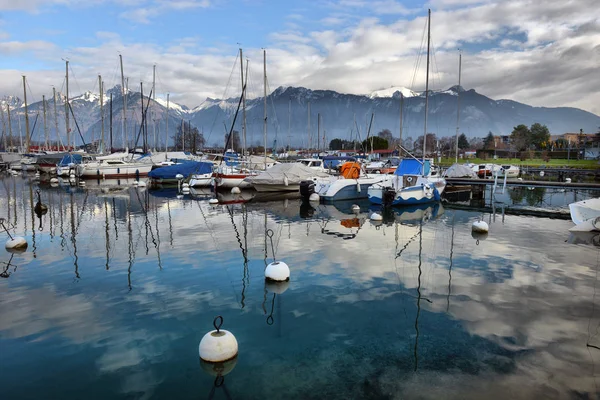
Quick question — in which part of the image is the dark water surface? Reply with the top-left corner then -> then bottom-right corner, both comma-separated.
1,176 -> 600,399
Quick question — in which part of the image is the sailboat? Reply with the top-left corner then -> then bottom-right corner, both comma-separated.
367,9 -> 446,207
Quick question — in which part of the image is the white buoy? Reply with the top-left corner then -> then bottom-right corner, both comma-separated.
5,237 -> 27,251
472,219 -> 489,233
309,193 -> 320,202
370,212 -> 383,221
539,171 -> 545,177
231,187 -> 241,194
565,177 -> 572,183
50,177 -> 59,184
265,261 -> 290,282
351,204 -> 360,214
182,182 -> 189,188
209,198 -> 219,205
182,187 -> 190,194
175,174 -> 184,180
132,181 -> 139,186
176,194 -> 184,199
199,316 -> 238,363
137,181 -> 147,187
517,177 -> 523,181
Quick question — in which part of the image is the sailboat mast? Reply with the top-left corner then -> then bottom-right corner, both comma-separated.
109,92 -> 113,151
307,101 -> 311,151
165,93 -> 169,154
22,75 -> 30,153
239,48 -> 246,156
42,95 -> 48,150
120,54 -> 127,151
455,51 -> 462,163
317,113 -> 321,153
99,75 -> 104,154
52,87 -> 60,151
65,61 -> 70,150
152,64 -> 156,152
399,92 -> 404,149
423,9 -> 431,175
0,102 -> 6,151
6,104 -> 12,151
263,49 -> 268,168
288,96 -> 291,153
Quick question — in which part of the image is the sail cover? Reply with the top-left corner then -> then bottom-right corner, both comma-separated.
394,159 -> 430,176
148,161 -> 213,180
246,163 -> 329,185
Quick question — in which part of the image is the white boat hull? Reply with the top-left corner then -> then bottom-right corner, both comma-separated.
189,173 -> 214,187
315,175 -> 388,202
78,163 -> 153,179
253,183 -> 300,192
569,198 -> 600,226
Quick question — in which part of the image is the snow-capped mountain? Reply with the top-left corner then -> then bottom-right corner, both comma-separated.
1,85 -> 598,149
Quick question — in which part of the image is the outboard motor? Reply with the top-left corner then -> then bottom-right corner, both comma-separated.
383,187 -> 396,207
299,180 -> 315,199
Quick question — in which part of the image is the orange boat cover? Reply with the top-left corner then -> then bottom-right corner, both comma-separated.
340,162 -> 361,179
340,218 -> 360,228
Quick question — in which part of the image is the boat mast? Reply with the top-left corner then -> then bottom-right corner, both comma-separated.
22,75 -> 30,153
52,87 -> 60,151
399,92 -> 404,150
423,9 -> 431,175
99,75 -> 104,154
239,48 -> 246,156
263,49 -> 267,168
307,101 -> 311,151
65,61 -> 70,151
152,64 -> 156,152
317,113 -> 321,154
6,104 -> 12,152
109,92 -> 113,151
120,54 -> 127,152
0,102 -> 6,151
165,93 -> 169,155
42,95 -> 48,151
455,51 -> 462,164
288,96 -> 291,154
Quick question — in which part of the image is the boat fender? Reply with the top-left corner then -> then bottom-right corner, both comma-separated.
231,187 -> 241,194
199,316 -> 238,363
370,212 -> 383,221
356,181 -> 361,193
265,261 -> 290,282
284,176 -> 289,187
309,193 -> 320,202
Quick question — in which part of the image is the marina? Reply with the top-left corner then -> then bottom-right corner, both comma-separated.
0,174 -> 599,399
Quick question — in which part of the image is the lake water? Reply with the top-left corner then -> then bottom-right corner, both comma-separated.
1,176 -> 600,399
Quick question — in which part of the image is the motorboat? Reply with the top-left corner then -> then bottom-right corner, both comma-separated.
148,161 -> 214,185
569,198 -> 600,231
244,163 -> 330,192
367,159 -> 446,206
497,164 -> 520,178
77,158 -> 153,179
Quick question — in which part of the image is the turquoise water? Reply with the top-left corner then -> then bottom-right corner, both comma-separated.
1,176 -> 600,399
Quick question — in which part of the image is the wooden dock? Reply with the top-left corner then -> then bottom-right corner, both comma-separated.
445,178 -> 600,190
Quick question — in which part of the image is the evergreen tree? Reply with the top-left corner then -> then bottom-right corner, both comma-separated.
483,131 -> 495,150
530,123 -> 550,149
510,124 -> 531,151
458,133 -> 470,149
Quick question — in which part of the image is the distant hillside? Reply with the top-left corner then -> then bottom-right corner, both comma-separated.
1,85 -> 599,149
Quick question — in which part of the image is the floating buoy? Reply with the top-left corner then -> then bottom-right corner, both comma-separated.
539,171 -> 545,177
472,219 -> 489,233
182,187 -> 190,193
265,280 -> 290,295
199,316 -> 238,363
5,237 -> 27,251
370,212 -> 383,221
50,177 -> 59,184
132,181 -> 139,186
351,204 -> 360,214
265,261 -> 290,282
231,187 -> 241,194
309,193 -> 320,202
565,177 -> 572,183
182,182 -> 189,188
517,177 -> 523,181
137,181 -> 147,187
175,174 -> 184,180
209,198 -> 219,205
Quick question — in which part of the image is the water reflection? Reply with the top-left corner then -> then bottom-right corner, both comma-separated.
0,175 -> 599,399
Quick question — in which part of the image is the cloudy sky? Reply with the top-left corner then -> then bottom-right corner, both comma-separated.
0,0 -> 598,115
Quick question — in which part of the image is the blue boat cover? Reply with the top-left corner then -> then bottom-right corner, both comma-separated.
58,153 -> 83,167
394,159 -> 430,176
148,161 -> 213,179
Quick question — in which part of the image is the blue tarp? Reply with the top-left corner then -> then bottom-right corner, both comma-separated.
58,153 -> 83,167
394,159 -> 430,176
148,161 -> 213,180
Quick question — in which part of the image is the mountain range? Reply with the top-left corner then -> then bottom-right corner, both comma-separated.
1,85 -> 599,149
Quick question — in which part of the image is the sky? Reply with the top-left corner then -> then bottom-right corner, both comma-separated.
0,0 -> 598,115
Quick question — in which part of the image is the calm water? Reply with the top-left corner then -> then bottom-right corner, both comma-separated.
1,175 -> 600,400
